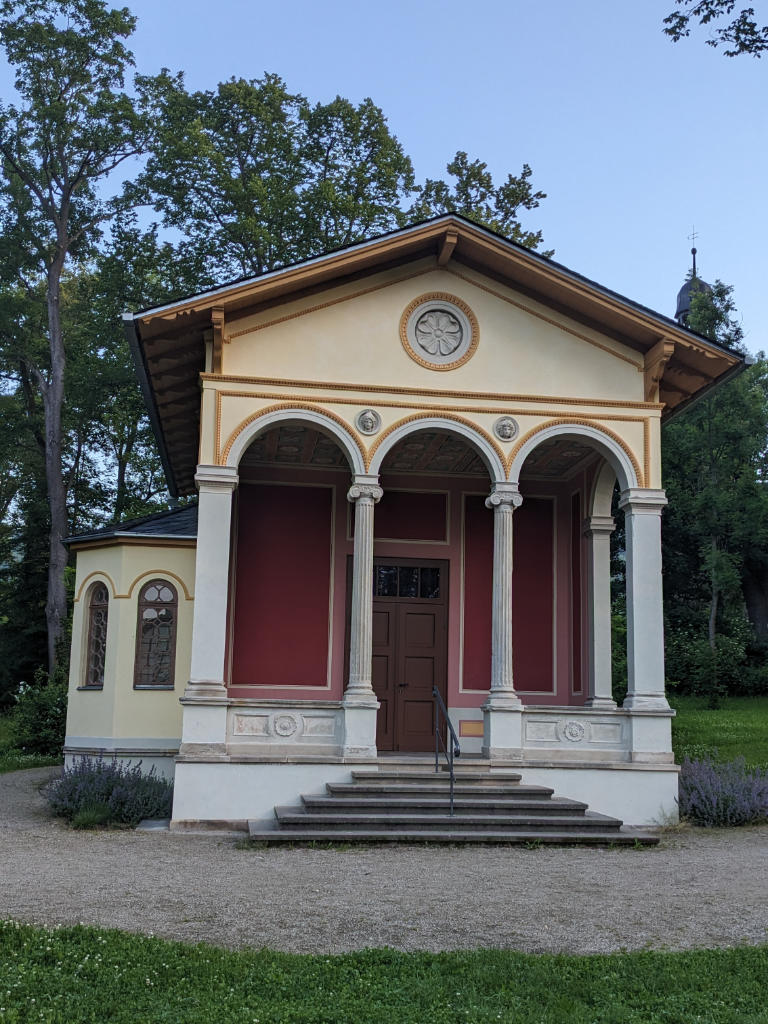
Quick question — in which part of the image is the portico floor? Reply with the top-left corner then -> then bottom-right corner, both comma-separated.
3,767 -> 767,955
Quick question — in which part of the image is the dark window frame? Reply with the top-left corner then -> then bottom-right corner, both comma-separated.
133,578 -> 178,690
82,582 -> 109,689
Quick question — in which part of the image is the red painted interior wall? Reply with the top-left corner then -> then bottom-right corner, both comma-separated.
231,483 -> 332,686
462,494 -> 555,694
374,490 -> 447,541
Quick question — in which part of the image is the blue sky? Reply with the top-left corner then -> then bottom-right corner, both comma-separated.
3,0 -> 766,352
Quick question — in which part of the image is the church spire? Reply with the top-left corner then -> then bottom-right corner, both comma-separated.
675,230 -> 711,326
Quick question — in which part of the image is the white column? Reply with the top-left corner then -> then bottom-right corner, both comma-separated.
185,464 -> 238,699
342,476 -> 382,758
482,483 -> 523,759
583,514 -> 617,709
619,488 -> 669,711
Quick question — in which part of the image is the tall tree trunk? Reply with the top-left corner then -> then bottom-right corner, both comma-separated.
43,259 -> 69,672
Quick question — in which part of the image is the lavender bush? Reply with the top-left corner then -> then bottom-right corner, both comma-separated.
678,755 -> 768,827
47,757 -> 173,827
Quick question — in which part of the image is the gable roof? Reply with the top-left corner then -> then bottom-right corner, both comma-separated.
124,214 -> 745,497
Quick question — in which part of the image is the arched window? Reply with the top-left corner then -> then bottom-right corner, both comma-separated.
84,582 -> 109,688
133,579 -> 178,688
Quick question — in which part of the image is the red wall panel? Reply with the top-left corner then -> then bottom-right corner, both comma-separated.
374,489 -> 447,542
462,494 -> 554,695
462,495 -> 493,690
571,491 -> 583,694
232,483 -> 332,686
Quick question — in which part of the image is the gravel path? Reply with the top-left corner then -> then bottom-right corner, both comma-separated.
1,767 -> 767,955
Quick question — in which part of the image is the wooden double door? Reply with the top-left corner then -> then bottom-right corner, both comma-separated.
368,559 -> 448,752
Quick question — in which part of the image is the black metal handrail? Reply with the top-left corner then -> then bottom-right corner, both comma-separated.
432,686 -> 460,815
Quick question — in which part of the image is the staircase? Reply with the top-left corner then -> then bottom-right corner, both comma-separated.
247,764 -> 659,845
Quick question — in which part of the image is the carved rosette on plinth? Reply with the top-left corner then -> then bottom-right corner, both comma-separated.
482,483 -> 524,759
342,478 -> 383,758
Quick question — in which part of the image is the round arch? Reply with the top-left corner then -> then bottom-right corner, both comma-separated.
222,404 -> 366,476
368,414 -> 506,481
590,459 -> 619,518
508,420 -> 641,492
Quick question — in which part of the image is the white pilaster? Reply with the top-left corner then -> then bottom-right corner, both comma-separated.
185,464 -> 238,699
583,514 -> 617,709
482,482 -> 523,759
342,476 -> 382,758
619,488 -> 669,711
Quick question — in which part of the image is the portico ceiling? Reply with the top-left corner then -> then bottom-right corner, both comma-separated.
241,425 -> 598,481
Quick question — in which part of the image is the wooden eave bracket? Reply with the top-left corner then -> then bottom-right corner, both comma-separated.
438,229 -> 458,266
644,338 -> 675,403
211,307 -> 225,375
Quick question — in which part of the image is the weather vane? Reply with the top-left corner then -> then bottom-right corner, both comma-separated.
687,226 -> 699,276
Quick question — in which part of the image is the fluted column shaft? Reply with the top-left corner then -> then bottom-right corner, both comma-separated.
584,515 -> 617,709
486,484 -> 523,705
346,479 -> 383,700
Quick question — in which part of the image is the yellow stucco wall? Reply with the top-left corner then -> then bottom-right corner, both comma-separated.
66,542 -> 195,750
197,261 -> 661,488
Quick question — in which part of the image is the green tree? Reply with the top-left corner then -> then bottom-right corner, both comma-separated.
662,278 -> 768,702
664,1 -> 768,56
408,151 -> 551,254
0,0 -> 155,668
143,74 -> 415,280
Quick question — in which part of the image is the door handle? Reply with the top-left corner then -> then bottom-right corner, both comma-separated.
397,682 -> 408,688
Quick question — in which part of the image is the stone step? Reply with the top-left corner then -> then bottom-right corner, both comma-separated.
246,826 -> 659,846
274,809 -> 622,831
351,770 -> 523,785
301,795 -> 588,815
326,782 -> 555,798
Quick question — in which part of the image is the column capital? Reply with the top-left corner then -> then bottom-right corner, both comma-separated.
486,483 -> 523,511
347,479 -> 383,504
583,514 -> 616,537
618,488 -> 667,514
195,464 -> 239,492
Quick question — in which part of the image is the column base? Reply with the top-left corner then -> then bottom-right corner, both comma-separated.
622,694 -> 671,711
341,694 -> 379,759
183,679 -> 228,700
481,698 -> 523,760
584,696 -> 618,710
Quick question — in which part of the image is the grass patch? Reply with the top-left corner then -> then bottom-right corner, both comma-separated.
671,696 -> 768,766
1,921 -> 767,1023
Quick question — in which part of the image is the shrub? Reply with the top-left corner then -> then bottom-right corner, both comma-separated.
47,757 -> 173,827
11,667 -> 67,755
678,755 -> 768,827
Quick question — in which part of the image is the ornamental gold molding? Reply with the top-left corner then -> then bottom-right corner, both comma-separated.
214,389 -> 651,474
399,292 -> 479,371
125,569 -> 194,602
366,412 -> 506,475
202,372 -> 661,411
507,418 -> 644,487
219,401 -> 367,468
74,571 -> 118,603
445,267 -> 645,371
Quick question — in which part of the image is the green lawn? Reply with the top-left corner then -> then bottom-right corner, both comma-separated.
1,921 -> 767,1024
0,713 -> 62,774
671,695 -> 768,766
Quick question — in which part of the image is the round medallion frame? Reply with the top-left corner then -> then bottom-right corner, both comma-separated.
399,292 -> 479,371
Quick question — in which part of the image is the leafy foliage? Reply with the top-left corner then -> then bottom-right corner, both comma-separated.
9,665 -> 67,755
664,0 -> 768,56
678,755 -> 768,825
47,756 -> 173,826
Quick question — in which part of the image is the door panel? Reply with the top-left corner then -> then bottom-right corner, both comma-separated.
365,559 -> 448,752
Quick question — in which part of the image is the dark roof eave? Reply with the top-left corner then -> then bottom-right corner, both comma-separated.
123,312 -> 181,499
663,353 -> 751,424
